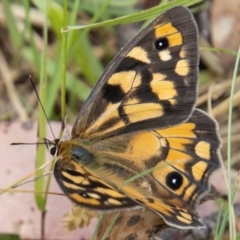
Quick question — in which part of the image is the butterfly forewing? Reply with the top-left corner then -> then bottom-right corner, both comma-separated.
72,7 -> 199,139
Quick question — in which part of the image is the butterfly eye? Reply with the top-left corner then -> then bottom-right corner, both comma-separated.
166,171 -> 183,190
154,37 -> 169,51
44,138 -> 60,156
50,146 -> 58,156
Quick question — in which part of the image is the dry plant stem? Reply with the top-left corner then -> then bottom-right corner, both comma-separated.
199,36 -> 224,76
0,189 -> 63,196
220,122 -> 240,138
0,49 -> 28,121
222,134 -> 240,144
226,154 -> 240,167
197,77 -> 240,107
212,89 -> 240,118
196,76 -> 240,118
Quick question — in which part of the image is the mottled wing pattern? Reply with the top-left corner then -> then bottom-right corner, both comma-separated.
72,7 -> 199,139
96,208 -> 165,240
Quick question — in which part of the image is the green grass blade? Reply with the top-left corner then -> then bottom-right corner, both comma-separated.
61,0 -> 68,122
226,45 -> 240,240
101,213 -> 120,240
66,0 -> 202,31
34,0 -> 48,211
2,0 -> 23,47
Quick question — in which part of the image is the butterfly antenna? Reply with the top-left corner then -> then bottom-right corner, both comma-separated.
11,142 -> 46,146
29,75 -> 56,140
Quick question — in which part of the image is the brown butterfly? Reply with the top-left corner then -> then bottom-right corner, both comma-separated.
45,6 -> 221,229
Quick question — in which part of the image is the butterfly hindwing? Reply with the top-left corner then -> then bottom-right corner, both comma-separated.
72,6 -> 199,139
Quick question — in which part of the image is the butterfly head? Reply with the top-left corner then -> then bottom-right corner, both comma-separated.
44,138 -> 61,156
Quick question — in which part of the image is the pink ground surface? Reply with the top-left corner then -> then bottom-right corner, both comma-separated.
0,121 -> 96,240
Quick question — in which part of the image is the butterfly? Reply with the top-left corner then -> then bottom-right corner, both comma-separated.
45,6 -> 221,229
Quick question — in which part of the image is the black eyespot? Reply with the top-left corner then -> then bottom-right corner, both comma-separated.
166,171 -> 183,190
155,37 -> 169,51
50,146 -> 57,156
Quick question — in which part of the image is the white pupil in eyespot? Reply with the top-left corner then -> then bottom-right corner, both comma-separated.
172,178 -> 177,185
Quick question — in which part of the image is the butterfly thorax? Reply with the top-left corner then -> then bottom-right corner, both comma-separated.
58,139 -> 94,167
